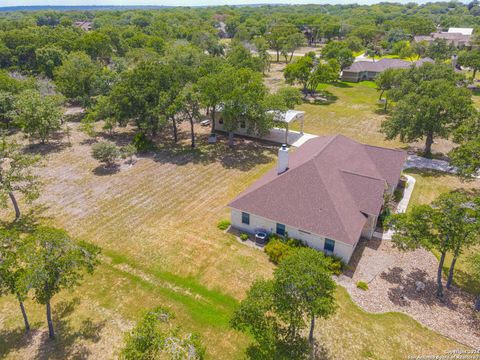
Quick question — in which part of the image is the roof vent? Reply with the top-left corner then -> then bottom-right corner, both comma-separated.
278,144 -> 289,174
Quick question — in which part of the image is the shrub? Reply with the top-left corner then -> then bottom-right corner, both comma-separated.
357,281 -> 369,291
327,255 -> 346,276
217,219 -> 230,231
132,132 -> 155,152
92,141 -> 119,167
264,238 -> 293,265
240,233 -> 249,241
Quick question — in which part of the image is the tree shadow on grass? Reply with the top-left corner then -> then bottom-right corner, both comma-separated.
23,141 -> 70,156
35,298 -> 106,360
0,205 -> 51,233
0,298 -> 105,360
402,168 -> 446,178
307,91 -> 338,106
92,164 -> 121,176
149,133 -> 276,172
331,81 -> 353,88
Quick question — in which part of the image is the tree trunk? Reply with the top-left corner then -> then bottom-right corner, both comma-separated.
424,132 -> 434,157
473,68 -> 477,80
475,296 -> 480,311
446,255 -> 458,289
46,300 -> 55,339
308,315 -> 315,360
384,97 -> 388,111
17,294 -> 30,332
8,191 -> 20,221
276,50 -> 279,62
171,116 -> 178,143
211,109 -> 216,132
228,131 -> 234,148
379,89 -> 384,100
437,251 -> 446,298
189,118 -> 195,148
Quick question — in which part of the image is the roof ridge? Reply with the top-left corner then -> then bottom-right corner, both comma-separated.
340,168 -> 386,183
311,157 -> 355,244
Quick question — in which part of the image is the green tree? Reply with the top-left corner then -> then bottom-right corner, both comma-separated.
458,49 -> 480,80
27,227 -> 99,339
426,38 -> 454,61
382,75 -> 474,156
75,31 -> 113,61
375,68 -> 401,111
232,248 -> 336,359
274,248 -> 336,359
13,89 -> 63,143
265,22 -> 300,62
281,32 -> 305,63
226,43 -> 263,72
92,141 -> 120,168
0,229 -> 32,332
197,64 -> 233,133
307,60 -> 339,96
35,46 -> 65,78
121,307 -> 205,360
0,137 -> 42,221
388,191 -> 480,298
321,41 -> 354,70
54,51 -> 99,104
284,55 -> 314,93
221,68 -> 270,148
176,84 -> 201,148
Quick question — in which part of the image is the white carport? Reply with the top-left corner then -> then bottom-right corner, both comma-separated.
268,110 -> 306,144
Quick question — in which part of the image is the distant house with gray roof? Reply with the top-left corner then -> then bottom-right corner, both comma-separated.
414,27 -> 474,48
341,58 -> 434,82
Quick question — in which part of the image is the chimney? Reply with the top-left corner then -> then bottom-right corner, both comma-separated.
451,54 -> 458,69
278,144 -> 289,174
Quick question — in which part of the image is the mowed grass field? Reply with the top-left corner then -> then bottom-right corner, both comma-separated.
0,123 -> 468,359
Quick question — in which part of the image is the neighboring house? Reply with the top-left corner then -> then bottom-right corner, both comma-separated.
229,135 -> 406,263
73,21 -> 93,31
341,58 -> 434,82
414,28 -> 473,48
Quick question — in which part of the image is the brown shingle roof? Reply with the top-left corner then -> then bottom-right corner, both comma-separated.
229,135 -> 406,246
343,58 -> 434,74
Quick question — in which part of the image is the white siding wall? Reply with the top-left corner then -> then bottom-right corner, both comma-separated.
230,208 -> 355,262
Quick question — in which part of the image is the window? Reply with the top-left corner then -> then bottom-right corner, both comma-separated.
324,238 -> 335,252
276,223 -> 286,236
241,212 -> 250,225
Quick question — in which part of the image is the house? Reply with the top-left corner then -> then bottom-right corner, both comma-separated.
228,135 -> 406,263
414,28 -> 473,48
341,58 -> 434,82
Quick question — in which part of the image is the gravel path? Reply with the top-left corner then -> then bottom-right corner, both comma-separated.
337,240 -> 480,348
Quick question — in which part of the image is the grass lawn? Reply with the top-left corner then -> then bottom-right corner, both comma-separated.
0,124 -> 468,359
291,81 -> 403,148
404,168 -> 480,295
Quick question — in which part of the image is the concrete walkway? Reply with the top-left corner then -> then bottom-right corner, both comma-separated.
404,155 -> 457,174
373,174 -> 416,240
263,127 -> 318,148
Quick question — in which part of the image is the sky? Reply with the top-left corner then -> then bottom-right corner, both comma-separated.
0,0 -> 433,7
